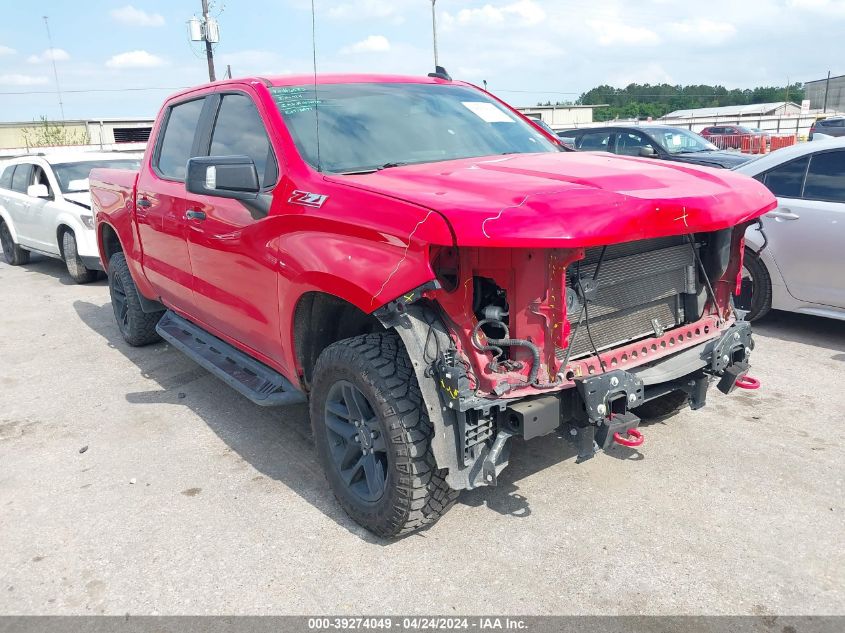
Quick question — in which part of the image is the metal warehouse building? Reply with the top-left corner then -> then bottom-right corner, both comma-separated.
805,73 -> 845,112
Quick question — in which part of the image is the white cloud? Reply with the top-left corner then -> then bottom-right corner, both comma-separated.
327,0 -> 406,24
110,5 -> 165,27
105,50 -> 166,68
668,18 -> 737,44
587,21 -> 660,46
0,45 -> 15,56
341,35 -> 391,54
0,73 -> 49,86
443,1 -> 546,28
27,48 -> 70,64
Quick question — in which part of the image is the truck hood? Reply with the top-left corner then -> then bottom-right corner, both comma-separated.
334,152 -> 776,247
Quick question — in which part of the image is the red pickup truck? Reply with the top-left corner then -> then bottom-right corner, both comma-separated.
90,73 -> 776,537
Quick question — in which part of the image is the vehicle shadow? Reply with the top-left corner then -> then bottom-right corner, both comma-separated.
18,252 -> 107,287
753,310 -> 845,356
72,299 -> 391,545
71,298 -> 654,541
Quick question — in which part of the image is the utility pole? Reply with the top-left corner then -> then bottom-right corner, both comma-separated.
202,0 -> 216,81
42,16 -> 65,120
823,70 -> 831,113
431,0 -> 439,68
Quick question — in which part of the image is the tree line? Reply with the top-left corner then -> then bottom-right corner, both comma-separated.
537,83 -> 805,121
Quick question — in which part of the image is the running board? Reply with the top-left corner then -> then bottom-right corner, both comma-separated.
156,311 -> 306,407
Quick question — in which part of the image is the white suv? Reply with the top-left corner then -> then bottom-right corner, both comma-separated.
0,152 -> 141,282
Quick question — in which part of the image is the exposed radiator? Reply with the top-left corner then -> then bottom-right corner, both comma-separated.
560,236 -> 697,359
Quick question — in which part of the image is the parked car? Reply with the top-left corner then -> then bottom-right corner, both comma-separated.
526,117 -> 568,148
700,124 -> 759,149
0,152 -> 141,282
734,138 -> 845,321
90,74 -> 773,537
809,117 -> 845,140
560,125 -> 753,168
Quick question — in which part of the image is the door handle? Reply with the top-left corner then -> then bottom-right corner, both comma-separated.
136,198 -> 152,208
186,209 -> 207,221
765,209 -> 800,221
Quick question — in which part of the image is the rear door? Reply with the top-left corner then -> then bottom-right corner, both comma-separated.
136,96 -> 206,312
758,149 -> 845,308
182,89 -> 283,362
8,163 -> 35,247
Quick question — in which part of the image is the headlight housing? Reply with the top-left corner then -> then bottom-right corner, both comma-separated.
80,214 -> 95,230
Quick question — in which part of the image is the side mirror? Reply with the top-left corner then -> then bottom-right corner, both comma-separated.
639,146 -> 657,157
27,184 -> 50,198
186,155 -> 260,200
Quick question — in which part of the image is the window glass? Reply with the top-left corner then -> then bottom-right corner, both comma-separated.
577,131 -> 613,151
272,83 -> 557,173
0,165 -> 13,189
210,94 -> 276,188
11,164 -> 33,193
157,98 -> 205,180
52,159 -> 140,193
803,151 -> 845,203
763,156 -> 809,198
616,132 -> 653,156
32,166 -> 53,197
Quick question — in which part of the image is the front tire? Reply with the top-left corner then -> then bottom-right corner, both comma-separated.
107,252 -> 163,346
0,219 -> 30,266
310,332 -> 458,538
62,230 -> 98,284
736,249 -> 772,321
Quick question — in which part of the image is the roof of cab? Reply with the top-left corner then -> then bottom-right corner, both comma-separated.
165,73 -> 462,101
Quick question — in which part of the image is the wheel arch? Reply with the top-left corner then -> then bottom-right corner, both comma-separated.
0,205 -> 20,242
291,290 -> 385,388
97,221 -> 124,271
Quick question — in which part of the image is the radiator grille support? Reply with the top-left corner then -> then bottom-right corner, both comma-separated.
560,237 -> 697,360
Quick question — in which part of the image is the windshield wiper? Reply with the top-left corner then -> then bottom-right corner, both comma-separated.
377,161 -> 409,170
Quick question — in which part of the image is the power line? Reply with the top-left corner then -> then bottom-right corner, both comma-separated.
1,86 -> 189,96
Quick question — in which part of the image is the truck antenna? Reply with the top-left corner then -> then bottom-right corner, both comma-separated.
310,0 -> 322,172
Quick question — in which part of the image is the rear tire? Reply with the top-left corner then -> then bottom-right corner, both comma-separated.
0,219 -> 31,266
310,332 -> 458,538
634,390 -> 689,421
62,230 -> 98,284
108,252 -> 163,346
736,249 -> 772,321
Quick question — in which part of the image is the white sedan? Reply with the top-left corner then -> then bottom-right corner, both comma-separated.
734,138 -> 845,321
0,152 -> 141,283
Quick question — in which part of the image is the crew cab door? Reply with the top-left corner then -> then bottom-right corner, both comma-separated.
757,149 -> 845,309
182,90 -> 283,363
136,96 -> 206,312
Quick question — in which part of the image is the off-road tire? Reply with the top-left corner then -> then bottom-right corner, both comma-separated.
107,252 -> 163,346
738,249 -> 772,321
0,219 -> 31,266
310,332 -> 458,538
62,230 -> 98,284
634,390 -> 689,421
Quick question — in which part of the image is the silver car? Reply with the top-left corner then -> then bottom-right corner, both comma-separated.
734,138 -> 845,321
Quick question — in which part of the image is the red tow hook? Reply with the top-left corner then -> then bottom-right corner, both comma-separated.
735,375 -> 760,390
613,428 -> 644,448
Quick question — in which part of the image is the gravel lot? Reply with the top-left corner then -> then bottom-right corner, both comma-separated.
0,253 -> 843,615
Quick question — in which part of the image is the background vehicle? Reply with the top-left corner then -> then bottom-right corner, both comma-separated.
90,74 -> 774,537
809,117 -> 845,140
560,125 -> 753,168
700,124 -> 759,149
734,138 -> 845,321
0,152 -> 141,282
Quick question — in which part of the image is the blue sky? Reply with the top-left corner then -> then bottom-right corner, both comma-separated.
0,0 -> 843,121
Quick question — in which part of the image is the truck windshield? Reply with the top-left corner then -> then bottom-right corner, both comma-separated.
52,159 -> 141,193
271,83 -> 558,174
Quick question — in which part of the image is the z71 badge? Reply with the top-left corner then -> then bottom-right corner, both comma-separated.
288,190 -> 328,208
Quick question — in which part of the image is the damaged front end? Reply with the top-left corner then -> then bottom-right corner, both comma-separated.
377,225 -> 758,491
